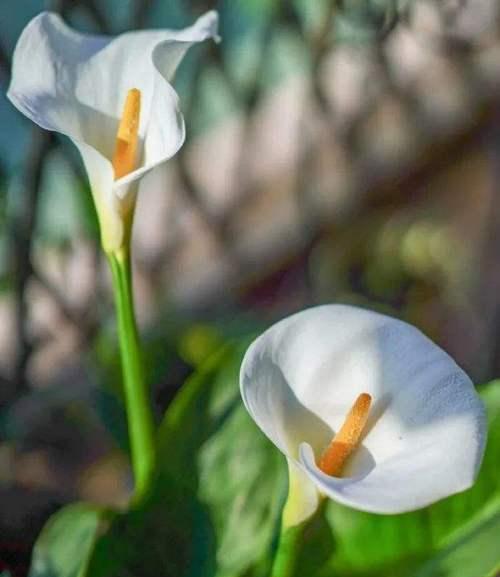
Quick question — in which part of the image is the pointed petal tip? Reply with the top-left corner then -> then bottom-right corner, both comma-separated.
194,10 -> 221,43
20,10 -> 56,27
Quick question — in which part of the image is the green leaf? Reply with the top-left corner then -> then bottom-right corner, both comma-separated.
84,480 -> 216,577
30,357 -> 499,577
28,445 -> 215,577
413,511 -> 500,577
31,472 -> 216,577
79,346 -> 230,577
29,503 -> 111,577
158,339 -> 287,577
198,388 -> 286,577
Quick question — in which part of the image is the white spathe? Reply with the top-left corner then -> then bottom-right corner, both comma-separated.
240,305 -> 486,524
8,11 -> 219,252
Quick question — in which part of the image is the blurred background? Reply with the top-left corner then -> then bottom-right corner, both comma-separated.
1,0 -> 500,575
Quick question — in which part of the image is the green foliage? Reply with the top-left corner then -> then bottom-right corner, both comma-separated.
27,351 -> 500,577
29,448 -> 216,577
158,341 -> 287,577
413,512 -> 500,577
83,479 -> 215,577
162,362 -> 500,577
155,356 -> 500,577
29,504 -> 111,577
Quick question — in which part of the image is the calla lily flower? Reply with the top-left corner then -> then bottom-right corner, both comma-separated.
8,11 -> 219,253
240,305 -> 486,526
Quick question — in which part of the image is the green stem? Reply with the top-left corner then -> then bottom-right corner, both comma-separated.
108,247 -> 156,501
270,522 -> 304,577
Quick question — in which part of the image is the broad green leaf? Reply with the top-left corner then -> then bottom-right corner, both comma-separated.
413,511 -> 500,577
31,477 -> 215,577
28,421 -> 216,577
198,389 -> 286,577
72,334 -> 260,577
158,339 -> 287,577
29,503 -> 110,577
81,344 -> 229,577
84,479 -> 216,577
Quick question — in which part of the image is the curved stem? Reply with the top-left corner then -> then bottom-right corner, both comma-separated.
108,247 -> 156,501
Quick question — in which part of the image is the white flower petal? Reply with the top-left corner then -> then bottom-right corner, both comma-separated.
115,10 -> 220,193
8,11 -> 217,154
282,458 -> 320,528
240,305 -> 486,514
7,11 -> 218,250
77,141 -> 119,248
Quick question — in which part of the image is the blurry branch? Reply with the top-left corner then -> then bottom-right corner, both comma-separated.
309,0 -> 338,115
31,264 -> 99,343
0,28 -> 30,405
334,101 -> 496,222
132,0 -> 155,28
11,131 -> 55,396
0,158 -> 5,190
0,373 -> 12,393
285,0 -> 413,237
171,0 -> 339,274
1,0 -> 108,402
190,0 -> 217,13
478,112 -> 500,379
174,42 -> 244,271
214,1 -> 285,234
151,0 -> 281,273
50,0 -> 73,17
82,0 -> 109,32
31,267 -> 77,323
281,0 -> 338,115
282,1 -> 339,240
51,0 -> 109,31
0,41 -> 9,82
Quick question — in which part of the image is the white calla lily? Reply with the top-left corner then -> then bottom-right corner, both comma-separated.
240,305 -> 486,526
8,10 -> 219,252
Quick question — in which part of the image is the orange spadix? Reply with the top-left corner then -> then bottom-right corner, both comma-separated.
112,88 -> 141,180
318,393 -> 372,477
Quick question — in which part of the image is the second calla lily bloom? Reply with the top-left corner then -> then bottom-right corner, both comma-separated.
8,11 -> 219,253
240,305 -> 486,526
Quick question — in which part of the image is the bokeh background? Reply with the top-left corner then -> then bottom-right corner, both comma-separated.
1,0 -> 500,575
